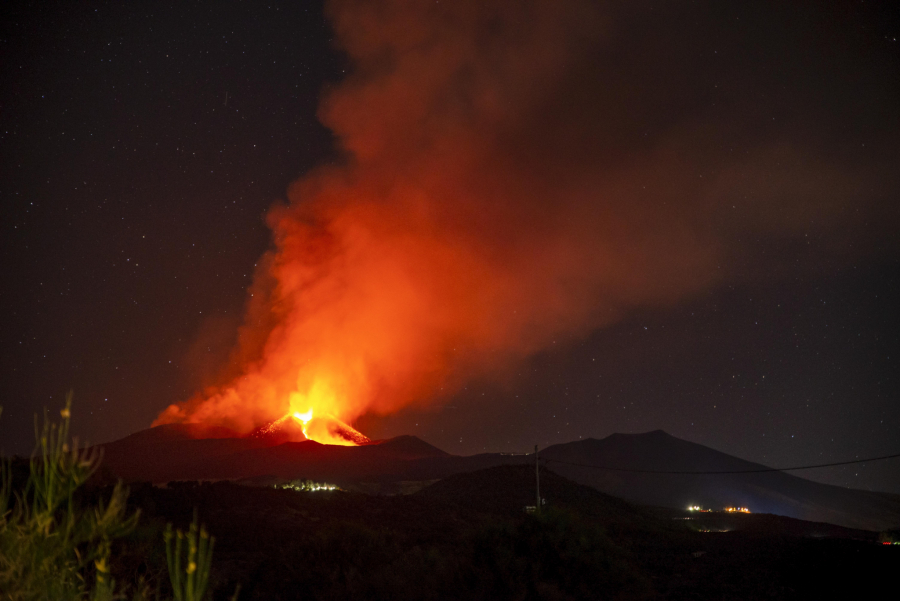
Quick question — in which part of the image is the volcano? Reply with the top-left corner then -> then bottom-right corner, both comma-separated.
254,412 -> 370,446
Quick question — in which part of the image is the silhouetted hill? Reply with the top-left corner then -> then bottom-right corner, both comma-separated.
541,431 -> 900,531
106,422 -> 239,444
417,464 -> 648,526
375,434 -> 449,458
100,428 -> 276,482
98,431 -> 453,484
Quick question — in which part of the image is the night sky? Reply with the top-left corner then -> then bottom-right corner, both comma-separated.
2,1 -> 899,493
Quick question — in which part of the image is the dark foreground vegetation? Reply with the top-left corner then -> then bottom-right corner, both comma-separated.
76,466 -> 894,601
0,401 -> 231,601
3,405 -> 896,600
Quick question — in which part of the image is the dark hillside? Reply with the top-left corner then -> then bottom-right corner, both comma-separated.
417,464 -> 647,524
121,475 -> 652,600
543,431 -> 900,531
93,465 -> 899,601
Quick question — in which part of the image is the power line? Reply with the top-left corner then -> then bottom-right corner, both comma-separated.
541,452 -> 900,475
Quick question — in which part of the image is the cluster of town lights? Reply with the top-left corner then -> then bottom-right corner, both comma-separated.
278,479 -> 340,492
687,505 -> 751,513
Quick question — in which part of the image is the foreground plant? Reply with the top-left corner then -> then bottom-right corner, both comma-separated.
0,393 -> 140,599
0,394 -> 228,600
164,514 -> 216,601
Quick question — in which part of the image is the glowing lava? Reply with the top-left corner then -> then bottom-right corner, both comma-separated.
255,405 -> 370,446
279,381 -> 370,445
292,409 -> 313,437
288,408 -> 370,446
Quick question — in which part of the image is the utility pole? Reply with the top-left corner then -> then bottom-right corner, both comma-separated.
535,444 -> 541,514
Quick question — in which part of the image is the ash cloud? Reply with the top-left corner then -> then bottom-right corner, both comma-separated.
156,0 -> 898,433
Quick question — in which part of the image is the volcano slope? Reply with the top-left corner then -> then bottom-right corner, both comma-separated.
97,427 -> 900,531
540,430 -> 900,532
98,465 -> 894,601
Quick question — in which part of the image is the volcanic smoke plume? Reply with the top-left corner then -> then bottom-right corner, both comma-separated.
155,0 -> 895,443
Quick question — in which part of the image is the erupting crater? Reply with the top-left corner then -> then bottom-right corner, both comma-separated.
257,408 -> 370,446
292,408 -> 371,446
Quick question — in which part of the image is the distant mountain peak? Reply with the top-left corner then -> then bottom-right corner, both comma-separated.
607,429 -> 672,439
374,434 -> 450,458
112,422 -> 241,444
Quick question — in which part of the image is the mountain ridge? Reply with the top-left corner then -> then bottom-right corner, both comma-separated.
94,427 -> 900,531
